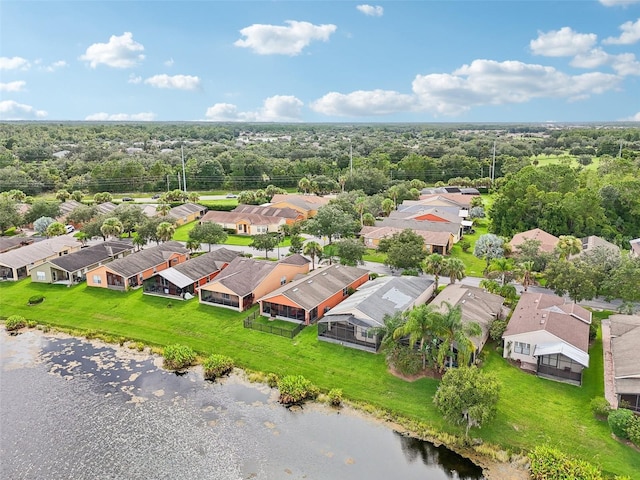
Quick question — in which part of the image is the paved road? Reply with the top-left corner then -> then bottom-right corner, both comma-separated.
131,194 -> 231,203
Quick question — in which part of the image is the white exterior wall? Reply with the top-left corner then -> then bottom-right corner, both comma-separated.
503,330 -> 564,365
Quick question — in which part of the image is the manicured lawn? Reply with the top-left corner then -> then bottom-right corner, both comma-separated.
0,280 -> 638,477
448,219 -> 490,278
173,221 -> 289,248
363,248 -> 386,263
531,153 -> 600,171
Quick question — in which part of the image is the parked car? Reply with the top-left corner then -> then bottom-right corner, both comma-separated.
121,197 -> 134,202
151,194 -> 161,200
65,225 -> 75,233
225,193 -> 237,198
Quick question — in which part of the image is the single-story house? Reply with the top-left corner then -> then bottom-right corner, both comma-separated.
0,235 -> 82,281
376,217 -> 463,243
143,247 -> 240,300
417,193 -> 475,209
502,292 -> 591,385
199,210 -> 287,235
58,200 -> 84,220
431,284 -> 507,365
267,194 -> 330,219
318,276 -> 435,352
95,202 -> 118,216
607,314 -> 640,412
510,228 -> 559,254
578,236 -> 621,257
257,264 -> 370,325
30,240 -> 135,285
0,236 -> 33,254
233,204 -> 304,224
421,187 -> 480,197
167,203 -> 207,226
629,238 -> 640,258
199,254 -> 310,311
359,226 -> 454,255
86,241 -> 189,290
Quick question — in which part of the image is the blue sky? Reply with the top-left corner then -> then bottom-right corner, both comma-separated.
1,0 -> 639,122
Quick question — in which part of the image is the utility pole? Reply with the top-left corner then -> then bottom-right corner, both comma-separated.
346,137 -> 353,176
181,144 -> 187,193
491,139 -> 497,184
166,175 -> 170,192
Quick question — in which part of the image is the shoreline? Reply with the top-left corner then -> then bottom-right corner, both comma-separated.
2,325 -> 529,480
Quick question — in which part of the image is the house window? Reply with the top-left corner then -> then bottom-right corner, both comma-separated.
92,275 -> 102,285
540,354 -> 558,368
514,341 -> 530,355
222,293 -> 230,300
36,271 -> 46,280
280,276 -> 287,285
342,287 -> 348,296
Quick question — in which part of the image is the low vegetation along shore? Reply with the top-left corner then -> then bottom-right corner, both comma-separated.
1,280 -> 639,479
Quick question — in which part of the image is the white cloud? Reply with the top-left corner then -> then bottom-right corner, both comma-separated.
128,74 -> 142,84
530,27 -> 597,57
599,0 -> 640,6
571,48 -> 640,76
143,74 -> 201,90
311,90 -> 414,116
164,58 -> 174,67
85,112 -> 156,121
79,32 -> 145,68
571,48 -> 611,68
205,95 -> 304,122
0,100 -> 47,120
42,60 -> 67,72
0,56 -> 30,71
0,81 -> 26,92
412,60 -> 619,115
603,18 -> 640,44
234,20 -> 337,55
611,52 -> 640,75
356,4 -> 384,17
622,111 -> 640,120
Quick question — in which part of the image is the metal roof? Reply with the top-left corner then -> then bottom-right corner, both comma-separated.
534,342 -> 590,368
156,268 -> 194,289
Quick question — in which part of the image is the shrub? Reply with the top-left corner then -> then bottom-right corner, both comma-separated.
135,342 -> 145,352
589,397 -> 611,420
162,344 -> 196,370
608,408 -> 634,439
266,373 -> 279,388
458,238 -> 471,253
401,268 -> 419,276
390,346 -> 422,376
26,320 -> 37,328
327,388 -> 343,407
5,315 -> 26,331
28,295 -> 45,305
118,337 -> 127,346
625,414 -> 640,447
203,354 -> 234,381
488,318 -> 507,341
277,375 -> 318,405
369,272 -> 379,280
528,445 -> 603,480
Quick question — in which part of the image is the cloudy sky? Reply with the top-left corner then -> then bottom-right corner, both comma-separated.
1,0 -> 640,122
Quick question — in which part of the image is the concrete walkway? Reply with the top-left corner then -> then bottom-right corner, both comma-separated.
601,320 -> 618,408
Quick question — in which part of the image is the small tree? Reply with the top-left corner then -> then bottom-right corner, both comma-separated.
101,217 -> 123,239
443,257 -> 466,284
334,238 -> 365,266
46,221 -> 67,237
288,234 -> 304,254
34,216 -> 56,235
423,253 -> 446,291
71,190 -> 84,202
473,233 -> 505,274
303,241 -> 323,269
250,233 -> 279,259
433,366 -> 501,437
93,192 -> 113,204
379,229 -> 427,271
55,189 -> 71,201
188,222 -> 228,252
156,221 -> 176,243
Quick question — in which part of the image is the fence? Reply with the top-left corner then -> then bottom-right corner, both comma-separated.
243,311 -> 305,339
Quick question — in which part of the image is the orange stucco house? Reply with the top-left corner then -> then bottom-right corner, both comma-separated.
198,254 -> 310,311
268,194 -> 330,219
257,264 -> 370,325
86,241 -> 189,290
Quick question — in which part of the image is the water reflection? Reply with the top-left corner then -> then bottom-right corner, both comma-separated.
1,331 -> 485,480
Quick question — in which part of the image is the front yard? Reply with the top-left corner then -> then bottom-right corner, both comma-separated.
0,280 -> 637,477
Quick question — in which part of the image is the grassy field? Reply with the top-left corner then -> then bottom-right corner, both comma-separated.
531,153 -> 601,171
0,280 -> 637,478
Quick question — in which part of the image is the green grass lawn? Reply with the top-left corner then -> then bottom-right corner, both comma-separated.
531,153 -> 601,171
448,219 -> 490,278
173,221 -> 290,248
363,248 -> 386,263
0,280 -> 638,478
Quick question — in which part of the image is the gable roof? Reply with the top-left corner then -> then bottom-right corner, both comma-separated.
200,256 -> 280,296
510,228 -> 559,253
0,236 -> 81,269
609,314 -> 640,391
579,236 -> 620,256
169,248 -> 241,282
95,202 -> 117,215
58,200 -> 83,217
418,193 -> 474,207
268,194 -> 330,212
278,253 -> 311,266
0,236 -> 33,253
200,210 -> 287,226
258,264 -> 369,311
629,238 -> 640,257
99,241 -> 188,278
360,226 -> 452,247
46,240 -> 134,272
503,292 -> 591,353
321,276 -> 433,328
233,204 -> 301,220
376,218 -> 461,235
389,207 -> 462,224
168,203 -> 206,220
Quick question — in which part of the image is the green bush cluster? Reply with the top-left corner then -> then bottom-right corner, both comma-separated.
5,315 -> 26,331
528,445 -> 603,480
277,375 -> 319,405
400,268 -> 420,276
162,344 -> 196,370
627,415 -> 640,447
589,397 -> 611,420
390,346 -> 422,376
203,354 -> 234,381
608,408 -> 634,439
488,318 -> 507,341
266,373 -> 279,388
28,295 -> 44,305
327,388 -> 343,407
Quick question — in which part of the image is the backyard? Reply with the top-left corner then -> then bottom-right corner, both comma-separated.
0,280 -> 637,478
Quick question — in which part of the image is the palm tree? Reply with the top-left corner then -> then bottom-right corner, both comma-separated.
394,304 -> 441,369
303,241 -> 323,269
100,217 -> 123,239
381,198 -> 395,217
186,238 -> 201,253
424,253 -> 446,291
434,302 -> 482,371
443,257 -> 466,284
187,192 -> 200,203
46,222 -> 66,237
370,311 -> 407,357
479,278 -> 501,295
156,221 -> 175,243
132,232 -> 145,251
157,203 -> 171,217
515,260 -> 535,292
298,177 -> 311,194
489,258 -> 514,286
556,235 -> 581,260
362,213 -> 375,226
386,185 -> 400,208
355,196 -> 367,226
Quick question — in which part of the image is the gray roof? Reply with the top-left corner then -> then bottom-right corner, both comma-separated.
96,202 -> 117,215
610,315 -> 640,394
47,240 -> 134,272
278,253 -> 310,266
168,203 -> 206,220
259,264 -> 369,311
0,236 -> 81,269
59,200 -> 83,216
432,284 -> 505,350
233,204 -> 301,219
377,218 -> 461,235
321,276 -> 434,328
100,241 -> 188,278
0,236 -> 33,253
201,257 -> 279,296
170,248 -> 241,281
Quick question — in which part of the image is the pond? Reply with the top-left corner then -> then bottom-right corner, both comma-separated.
0,330 -> 485,480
